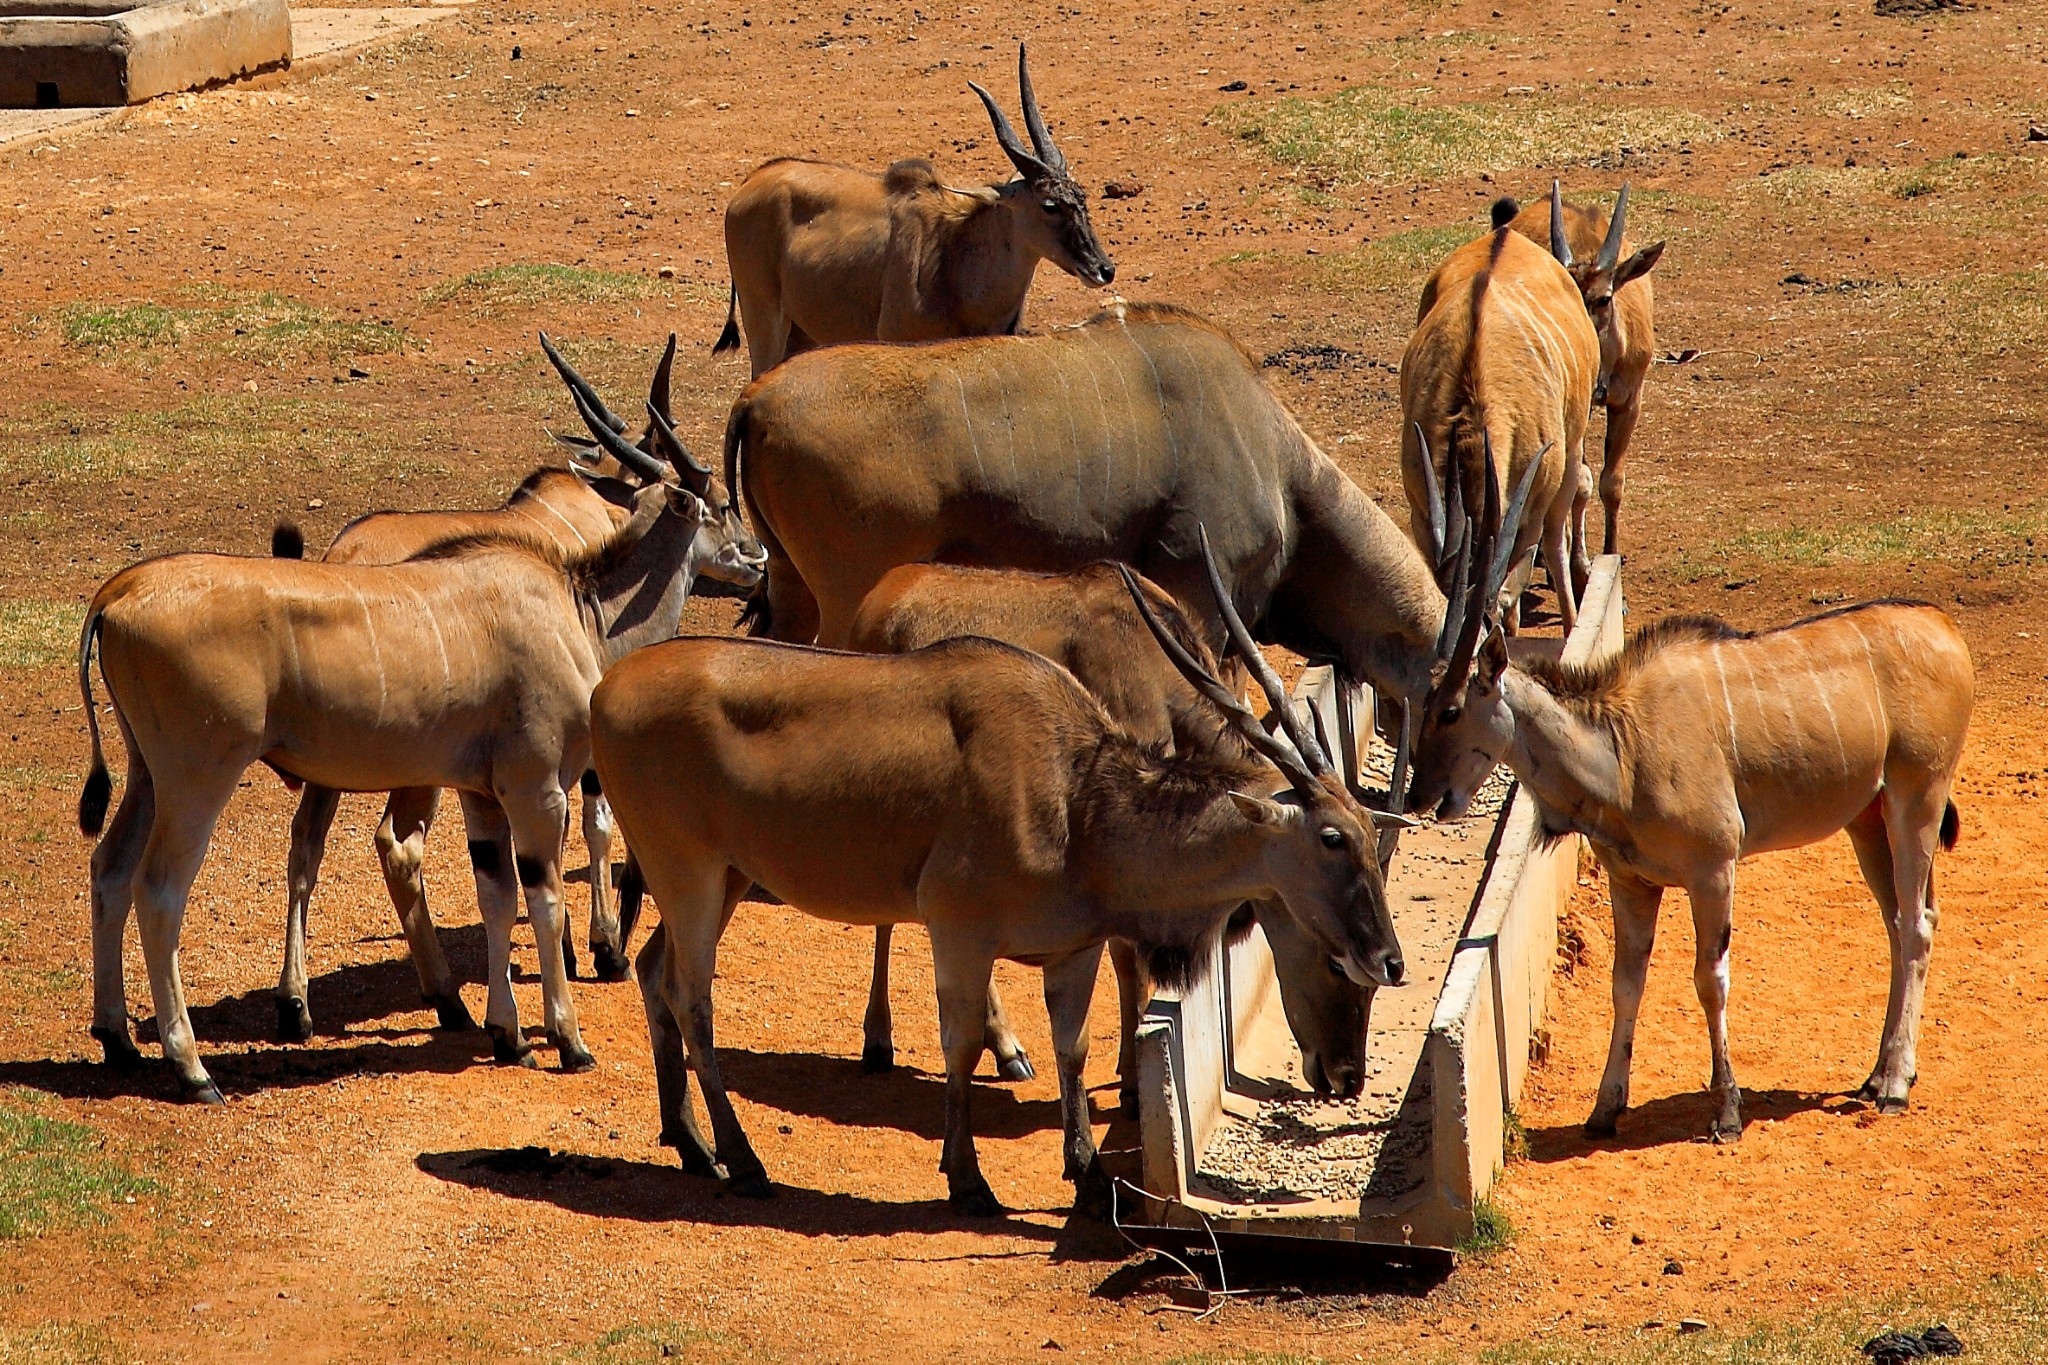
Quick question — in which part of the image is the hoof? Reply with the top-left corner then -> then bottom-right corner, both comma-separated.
860,1043 -> 896,1075
91,1027 -> 143,1073
949,1179 -> 1004,1219
1583,1112 -> 1620,1139
663,1132 -> 720,1179
592,942 -> 631,983
1853,1079 -> 1881,1103
274,996 -> 314,1043
554,1039 -> 597,1074
1875,1095 -> 1909,1117
1709,1120 -> 1743,1145
182,1078 -> 226,1106
727,1169 -> 775,1200
430,993 -> 477,1033
994,1051 -> 1036,1083
1072,1161 -> 1113,1222
488,1026 -> 539,1069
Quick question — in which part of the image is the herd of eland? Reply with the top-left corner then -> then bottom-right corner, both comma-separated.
73,44 -> 1971,1216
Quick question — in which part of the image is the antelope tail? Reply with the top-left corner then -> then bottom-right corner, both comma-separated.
271,520 -> 306,560
712,282 -> 742,356
616,848 -> 646,947
1489,196 -> 1521,230
1940,800 -> 1960,852
77,607 -> 111,837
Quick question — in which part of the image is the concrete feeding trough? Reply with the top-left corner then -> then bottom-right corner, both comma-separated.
1122,557 -> 1626,1263
0,0 -> 289,108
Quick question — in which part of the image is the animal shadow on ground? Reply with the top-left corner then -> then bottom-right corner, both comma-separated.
0,923 -> 602,1103
1525,1087 -> 1847,1159
1089,1244 -> 1450,1306
416,1146 -> 1064,1240
713,1044 -> 1117,1143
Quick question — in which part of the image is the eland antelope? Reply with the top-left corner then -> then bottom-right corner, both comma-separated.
78,471 -> 761,1102
1403,188 -> 1598,631
1407,474 -> 1971,1141
713,44 -> 1114,377
845,560 -> 1378,1111
1492,183 -> 1664,561
592,529 -> 1408,1215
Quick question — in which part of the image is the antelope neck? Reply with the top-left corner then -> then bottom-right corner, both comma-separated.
1501,668 -> 1627,843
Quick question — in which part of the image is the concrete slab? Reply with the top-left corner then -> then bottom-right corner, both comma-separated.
0,0 -> 291,108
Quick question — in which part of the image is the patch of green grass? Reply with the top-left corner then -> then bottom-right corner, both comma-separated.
1479,1271 -> 2048,1364
1457,1195 -> 1517,1257
1812,81 -> 1914,120
1320,221 -> 1479,290
1718,500 -> 2048,570
1748,151 -> 2038,209
56,289 -> 414,367
0,1322 -> 131,1365
424,263 -> 670,313
0,1089 -> 155,1240
1214,86 -> 1719,185
0,599 -> 76,670
0,394 -> 443,484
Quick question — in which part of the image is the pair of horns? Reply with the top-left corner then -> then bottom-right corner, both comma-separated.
1422,433 -> 1545,702
1549,179 -> 1632,273
968,43 -> 1069,181
1120,526 -> 1334,799
540,332 -> 710,485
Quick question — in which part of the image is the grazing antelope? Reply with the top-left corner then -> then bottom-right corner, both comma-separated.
1403,188 -> 1598,631
267,337 -> 765,1041
845,561 -> 1375,1111
594,531 -> 1408,1215
77,472 -> 761,1102
713,44 -> 1114,377
1493,182 -> 1664,562
727,302 -> 1450,723
1408,482 -> 1971,1141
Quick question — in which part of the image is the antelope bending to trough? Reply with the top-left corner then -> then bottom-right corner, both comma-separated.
845,561 -> 1378,1110
714,44 -> 1114,377
1408,498 -> 1971,1138
593,531 -> 1406,1214
78,472 -> 760,1101
1403,189 -> 1598,631
728,301 -> 1449,711
1492,183 -> 1664,559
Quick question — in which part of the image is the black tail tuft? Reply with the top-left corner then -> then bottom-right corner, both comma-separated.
1940,801 -> 1960,851
1489,196 -> 1522,230
712,282 -> 742,356
79,763 -> 111,837
271,521 -> 305,559
616,852 -> 645,947
737,582 -> 772,637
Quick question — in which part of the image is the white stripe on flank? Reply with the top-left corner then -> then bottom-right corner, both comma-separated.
1848,620 -> 1888,734
1808,663 -> 1849,774
399,577 -> 453,705
951,371 -> 988,483
345,581 -> 388,726
1711,643 -> 1741,766
1120,315 -> 1183,478
1085,329 -> 1137,506
525,497 -> 590,551
1734,649 -> 1772,753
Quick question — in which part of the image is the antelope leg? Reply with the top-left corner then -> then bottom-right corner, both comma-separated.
658,862 -> 768,1197
1845,798 -> 1903,1104
1687,865 -> 1742,1143
277,784 -> 339,1042
460,793 -> 533,1068
504,785 -> 592,1071
90,761 -> 154,1071
1045,943 -> 1109,1217
862,924 -> 896,1073
636,921 -> 716,1176
134,767 -> 238,1103
1587,862 -> 1663,1137
1871,789 -> 1945,1113
1109,938 -> 1147,1117
581,775 -> 629,982
376,786 -> 470,1031
1599,398 -> 1640,558
931,938 -> 1001,1216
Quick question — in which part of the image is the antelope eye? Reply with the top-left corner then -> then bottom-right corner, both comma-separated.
1319,827 -> 1345,849
1590,294 -> 1614,308
1043,199 -> 1058,211
1440,705 -> 1463,725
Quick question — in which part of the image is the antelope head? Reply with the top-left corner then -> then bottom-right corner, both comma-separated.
1406,446 -> 1544,821
1121,527 -> 1410,989
968,44 -> 1116,288
1549,181 -> 1666,405
542,331 -> 768,588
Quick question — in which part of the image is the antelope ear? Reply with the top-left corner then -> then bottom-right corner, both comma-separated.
1367,809 -> 1420,829
1615,240 -> 1665,288
1479,626 -> 1511,688
1228,791 -> 1295,830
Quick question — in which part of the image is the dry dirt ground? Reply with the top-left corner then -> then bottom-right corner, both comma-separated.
3,0 -> 2048,1360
